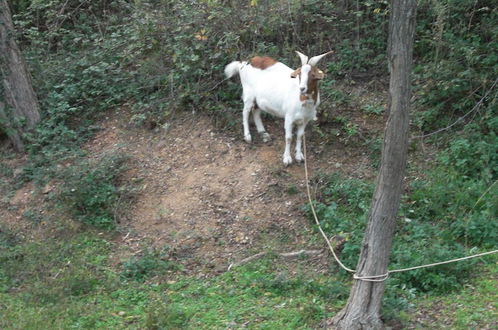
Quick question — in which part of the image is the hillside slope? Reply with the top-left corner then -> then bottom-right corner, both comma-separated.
83,108 -> 377,272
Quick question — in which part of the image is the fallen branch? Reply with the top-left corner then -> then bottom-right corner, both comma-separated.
279,249 -> 322,257
227,249 -> 322,271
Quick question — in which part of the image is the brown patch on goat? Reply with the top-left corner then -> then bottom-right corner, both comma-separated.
311,67 -> 325,80
300,89 -> 318,103
250,56 -> 277,70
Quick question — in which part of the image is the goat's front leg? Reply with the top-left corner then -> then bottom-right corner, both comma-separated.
295,123 -> 306,162
283,118 -> 293,166
242,102 -> 253,143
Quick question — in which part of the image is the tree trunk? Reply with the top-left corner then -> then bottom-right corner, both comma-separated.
0,0 -> 40,152
328,1 -> 417,329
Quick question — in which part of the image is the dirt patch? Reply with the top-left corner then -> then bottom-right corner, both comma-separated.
79,107 -> 378,272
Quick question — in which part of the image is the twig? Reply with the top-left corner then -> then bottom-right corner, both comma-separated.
205,76 -> 231,93
286,0 -> 302,45
52,261 -> 71,279
228,249 -> 322,271
279,249 -> 322,257
51,0 -> 92,32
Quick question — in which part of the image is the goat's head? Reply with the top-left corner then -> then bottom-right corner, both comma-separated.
291,51 -> 332,98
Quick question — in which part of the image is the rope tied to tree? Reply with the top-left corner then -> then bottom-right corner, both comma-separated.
302,134 -> 498,282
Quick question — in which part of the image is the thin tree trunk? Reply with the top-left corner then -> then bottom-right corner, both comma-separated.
0,0 -> 40,152
328,1 -> 417,329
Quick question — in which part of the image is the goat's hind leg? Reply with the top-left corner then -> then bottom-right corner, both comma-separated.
252,106 -> 271,143
242,101 -> 253,143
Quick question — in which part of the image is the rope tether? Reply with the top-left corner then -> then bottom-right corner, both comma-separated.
302,134 -> 498,282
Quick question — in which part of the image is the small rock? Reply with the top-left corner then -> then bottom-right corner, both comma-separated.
42,184 -> 53,194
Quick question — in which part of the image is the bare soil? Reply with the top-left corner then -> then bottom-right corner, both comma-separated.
85,108 -> 378,272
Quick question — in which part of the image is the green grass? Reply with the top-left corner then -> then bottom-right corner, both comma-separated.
0,230 -> 349,329
409,258 -> 498,328
2,227 -> 496,329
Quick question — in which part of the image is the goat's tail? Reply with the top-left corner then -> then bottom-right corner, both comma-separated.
224,61 -> 242,79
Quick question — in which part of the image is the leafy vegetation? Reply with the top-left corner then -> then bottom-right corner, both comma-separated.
308,124 -> 496,307
121,246 -> 181,282
57,153 -> 131,229
413,0 -> 497,133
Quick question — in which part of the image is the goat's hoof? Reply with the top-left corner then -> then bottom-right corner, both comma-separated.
283,155 -> 293,166
244,134 -> 252,143
295,152 -> 304,163
260,132 -> 271,143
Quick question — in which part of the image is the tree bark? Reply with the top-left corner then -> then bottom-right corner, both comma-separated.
328,1 -> 417,329
0,0 -> 40,152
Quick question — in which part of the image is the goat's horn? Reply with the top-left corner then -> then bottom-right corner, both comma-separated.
308,51 -> 333,66
295,51 -> 309,66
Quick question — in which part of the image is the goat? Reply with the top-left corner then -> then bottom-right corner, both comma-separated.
224,51 -> 331,165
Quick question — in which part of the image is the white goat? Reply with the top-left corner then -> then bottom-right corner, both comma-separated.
224,51 -> 331,165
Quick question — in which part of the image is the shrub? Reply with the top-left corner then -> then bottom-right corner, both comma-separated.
307,174 -> 373,271
413,0 -> 497,133
120,247 -> 180,282
58,154 -> 130,230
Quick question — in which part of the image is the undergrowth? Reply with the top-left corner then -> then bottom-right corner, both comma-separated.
1,225 -> 495,329
57,153 -> 132,230
8,0 -> 495,186
307,118 -> 497,316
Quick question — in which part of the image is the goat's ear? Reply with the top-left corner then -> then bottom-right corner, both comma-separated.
313,69 -> 325,80
290,68 -> 301,78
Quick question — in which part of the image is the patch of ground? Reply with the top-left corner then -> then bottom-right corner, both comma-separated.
81,107 -> 378,272
0,153 -> 53,242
